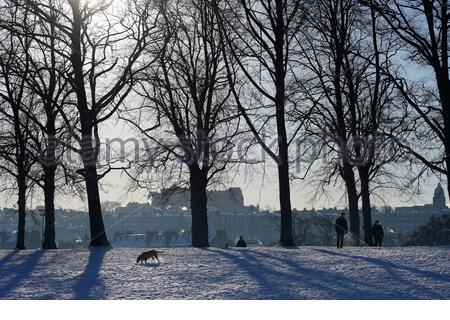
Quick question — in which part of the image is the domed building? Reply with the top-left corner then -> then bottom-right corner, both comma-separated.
432,183 -> 446,208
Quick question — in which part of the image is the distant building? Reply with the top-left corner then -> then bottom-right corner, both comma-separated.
149,186 -> 190,209
149,186 -> 253,213
433,182 -> 446,208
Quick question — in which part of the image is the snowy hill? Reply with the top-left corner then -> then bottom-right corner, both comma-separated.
0,246 -> 449,299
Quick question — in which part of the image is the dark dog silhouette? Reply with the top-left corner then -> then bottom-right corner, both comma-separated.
136,250 -> 162,264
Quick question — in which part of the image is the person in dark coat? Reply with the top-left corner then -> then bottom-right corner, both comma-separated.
372,220 -> 384,247
236,235 -> 247,248
335,212 -> 348,248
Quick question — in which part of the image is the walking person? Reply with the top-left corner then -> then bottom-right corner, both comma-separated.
335,212 -> 348,249
372,220 -> 384,247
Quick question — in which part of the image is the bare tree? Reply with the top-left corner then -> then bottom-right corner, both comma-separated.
5,1 -> 74,249
215,0 -> 306,246
296,0 -> 364,241
363,0 -> 450,198
349,3 -> 409,245
0,3 -> 40,248
15,0 -> 163,246
121,0 -> 240,247
28,14 -> 71,249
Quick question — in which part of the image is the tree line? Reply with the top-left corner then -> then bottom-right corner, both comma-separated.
0,0 -> 448,249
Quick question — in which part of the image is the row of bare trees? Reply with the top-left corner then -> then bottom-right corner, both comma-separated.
0,0 -> 164,248
0,0 -> 448,249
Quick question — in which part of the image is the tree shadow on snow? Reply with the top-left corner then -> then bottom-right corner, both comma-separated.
0,250 -> 45,299
244,249 -> 374,298
73,248 -> 109,300
0,250 -> 19,266
311,248 -> 449,299
214,248 -> 369,299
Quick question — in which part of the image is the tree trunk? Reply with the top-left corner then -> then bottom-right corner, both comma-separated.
358,166 -> 373,246
444,148 -> 450,202
80,132 -> 110,247
446,164 -> 450,203
16,176 -> 27,250
69,1 -> 109,248
277,160 -> 295,246
42,167 -> 57,249
189,166 -> 209,247
342,163 -> 360,245
274,0 -> 294,246
84,165 -> 110,247
441,80 -> 450,202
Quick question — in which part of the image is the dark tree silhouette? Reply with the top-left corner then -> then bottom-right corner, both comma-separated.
27,15 -> 69,249
0,4 -> 39,249
351,3 -> 408,245
3,1 -> 73,249
296,0 -> 364,242
364,0 -> 450,198
297,0 -> 409,244
215,0 -> 306,246
404,214 -> 450,246
16,0 -> 164,247
122,0 -> 240,247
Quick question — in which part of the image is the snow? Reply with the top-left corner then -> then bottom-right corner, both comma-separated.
0,246 -> 449,299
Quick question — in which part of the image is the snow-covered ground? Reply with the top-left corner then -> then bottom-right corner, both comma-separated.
0,246 -> 449,299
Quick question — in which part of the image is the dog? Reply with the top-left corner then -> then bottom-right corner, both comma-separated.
136,250 -> 162,264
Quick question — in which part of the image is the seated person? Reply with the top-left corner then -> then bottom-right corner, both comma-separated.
236,235 -> 247,248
